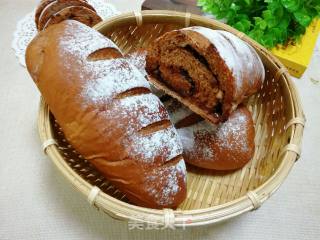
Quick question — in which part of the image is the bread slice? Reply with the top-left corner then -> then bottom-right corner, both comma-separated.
35,0 -> 55,27
43,6 -> 102,30
38,0 -> 96,30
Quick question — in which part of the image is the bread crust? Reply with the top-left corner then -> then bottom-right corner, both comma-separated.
177,106 -> 255,170
26,21 -> 187,209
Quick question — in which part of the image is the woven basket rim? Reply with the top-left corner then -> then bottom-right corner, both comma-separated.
37,10 -> 305,227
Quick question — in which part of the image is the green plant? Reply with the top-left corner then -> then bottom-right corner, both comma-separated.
198,0 -> 320,48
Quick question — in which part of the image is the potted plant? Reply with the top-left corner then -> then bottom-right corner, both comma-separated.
198,0 -> 320,77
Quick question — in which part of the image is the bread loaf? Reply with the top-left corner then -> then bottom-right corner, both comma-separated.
26,21 -> 187,209
35,0 -> 101,31
163,98 -> 255,170
146,26 -> 265,123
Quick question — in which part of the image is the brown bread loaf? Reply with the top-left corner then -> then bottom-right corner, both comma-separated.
146,26 -> 265,124
163,98 -> 255,170
26,21 -> 187,209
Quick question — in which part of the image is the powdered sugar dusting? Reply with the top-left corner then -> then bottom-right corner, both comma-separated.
56,22 -> 154,105
166,98 -> 250,161
125,51 -> 148,77
82,59 -> 150,104
128,126 -> 183,163
118,93 -> 168,129
186,27 -> 265,99
158,162 -> 183,205
201,144 -> 215,159
176,158 -> 187,175
187,27 -> 242,79
146,159 -> 186,205
215,110 -> 249,153
163,98 -> 217,159
177,121 -> 217,159
219,30 -> 265,92
59,21 -> 120,60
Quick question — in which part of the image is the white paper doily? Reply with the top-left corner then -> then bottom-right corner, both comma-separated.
12,0 -> 120,67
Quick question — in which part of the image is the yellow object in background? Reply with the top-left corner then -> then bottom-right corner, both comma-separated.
272,18 -> 320,78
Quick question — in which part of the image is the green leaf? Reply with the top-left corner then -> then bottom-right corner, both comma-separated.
216,10 -> 228,19
254,17 -> 267,30
262,10 -> 278,27
281,0 -> 301,12
234,19 -> 252,32
262,9 -> 273,19
278,14 -> 291,28
268,1 -> 280,12
274,5 -> 284,19
230,3 -> 241,11
294,10 -> 312,26
272,28 -> 285,41
295,24 -> 307,35
197,0 -> 320,48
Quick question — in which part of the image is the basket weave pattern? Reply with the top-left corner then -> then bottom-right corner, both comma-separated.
38,11 -> 304,226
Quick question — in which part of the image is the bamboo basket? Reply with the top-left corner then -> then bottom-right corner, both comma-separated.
38,10 -> 305,227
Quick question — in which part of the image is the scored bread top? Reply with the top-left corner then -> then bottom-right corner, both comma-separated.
26,20 -> 186,208
185,27 -> 265,101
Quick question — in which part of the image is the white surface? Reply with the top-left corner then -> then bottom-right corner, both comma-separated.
1,0 -> 320,239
